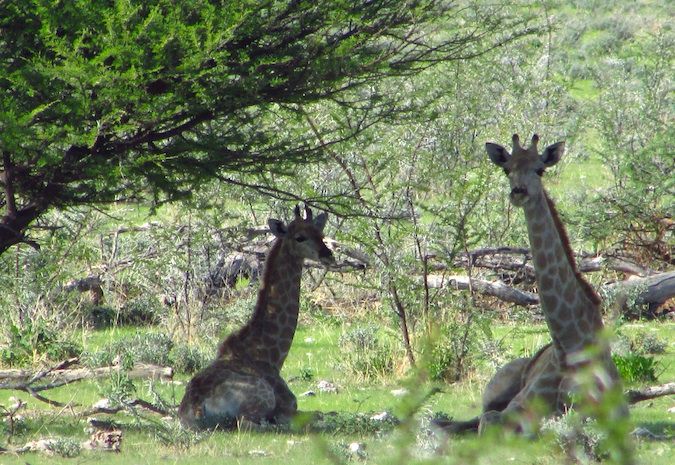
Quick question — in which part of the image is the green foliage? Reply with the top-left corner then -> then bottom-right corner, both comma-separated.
0,0 -> 535,254
83,331 -> 173,367
337,326 -> 395,379
170,343 -> 211,375
612,353 -> 659,384
0,320 -> 81,367
46,437 -> 82,458
310,411 -> 399,435
119,296 -> 163,326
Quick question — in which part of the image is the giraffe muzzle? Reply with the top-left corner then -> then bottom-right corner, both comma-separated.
510,186 -> 528,198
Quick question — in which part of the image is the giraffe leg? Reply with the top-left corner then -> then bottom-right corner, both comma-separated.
433,357 -> 532,434
480,369 -> 564,434
481,357 -> 531,412
265,373 -> 298,424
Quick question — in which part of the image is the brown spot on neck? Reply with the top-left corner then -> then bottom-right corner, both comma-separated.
543,192 -> 601,306
217,238 -> 300,359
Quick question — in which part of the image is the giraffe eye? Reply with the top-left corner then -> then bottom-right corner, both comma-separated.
503,168 -> 510,175
295,235 -> 307,243
536,168 -> 545,176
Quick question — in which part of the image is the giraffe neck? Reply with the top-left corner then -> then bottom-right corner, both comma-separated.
523,191 -> 604,362
218,238 -> 303,371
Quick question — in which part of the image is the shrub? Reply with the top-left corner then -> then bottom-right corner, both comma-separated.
170,343 -> 211,375
82,332 -> 174,368
424,320 -> 483,382
612,353 -> 659,384
119,296 -> 162,326
338,326 -> 395,379
0,321 -> 81,367
630,330 -> 667,355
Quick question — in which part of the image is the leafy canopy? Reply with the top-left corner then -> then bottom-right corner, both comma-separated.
0,0 -> 536,253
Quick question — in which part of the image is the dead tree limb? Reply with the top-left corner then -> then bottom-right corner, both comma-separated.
625,382 -> 675,404
424,271 -> 675,311
425,275 -> 539,306
603,271 -> 675,311
81,398 -> 171,417
0,363 -> 174,386
434,248 -> 657,279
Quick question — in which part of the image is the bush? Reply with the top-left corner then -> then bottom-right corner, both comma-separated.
338,326 -> 395,379
0,321 -> 81,367
612,353 -> 659,384
424,320 -> 484,382
119,296 -> 163,326
82,332 -> 174,368
170,343 -> 211,375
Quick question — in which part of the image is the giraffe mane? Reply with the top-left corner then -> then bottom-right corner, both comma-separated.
544,191 -> 601,306
217,237 -> 283,358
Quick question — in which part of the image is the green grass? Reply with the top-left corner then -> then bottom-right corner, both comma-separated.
1,321 -> 672,464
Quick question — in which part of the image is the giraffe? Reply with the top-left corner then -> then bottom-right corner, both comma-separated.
436,134 -> 625,434
178,205 -> 335,430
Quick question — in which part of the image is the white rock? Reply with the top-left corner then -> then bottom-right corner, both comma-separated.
370,411 -> 393,422
300,390 -> 316,397
92,398 -> 112,409
348,442 -> 367,459
390,388 -> 408,397
317,380 -> 338,393
304,337 -> 315,344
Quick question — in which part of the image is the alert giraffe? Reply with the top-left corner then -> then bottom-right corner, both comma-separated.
178,205 -> 334,430
437,134 -> 625,434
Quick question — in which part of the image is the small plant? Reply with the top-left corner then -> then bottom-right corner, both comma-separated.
0,321 -> 81,367
612,353 -> 659,383
338,326 -> 394,379
311,411 -> 399,435
154,418 -> 204,450
424,320 -> 483,382
83,332 -> 174,368
630,330 -> 667,355
47,437 -> 82,458
298,366 -> 315,381
541,415 -> 609,463
119,295 -> 162,326
170,343 -> 211,375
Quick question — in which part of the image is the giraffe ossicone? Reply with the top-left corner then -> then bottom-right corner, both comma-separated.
436,133 -> 626,435
178,205 -> 334,430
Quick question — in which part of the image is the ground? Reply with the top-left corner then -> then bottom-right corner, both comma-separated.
0,321 -> 672,464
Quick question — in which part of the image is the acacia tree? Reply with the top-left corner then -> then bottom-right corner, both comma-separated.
0,0 -> 538,254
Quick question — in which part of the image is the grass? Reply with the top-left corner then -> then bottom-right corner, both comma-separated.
1,321 -> 672,464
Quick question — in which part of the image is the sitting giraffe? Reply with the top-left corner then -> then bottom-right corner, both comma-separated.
178,205 -> 335,429
437,134 -> 625,434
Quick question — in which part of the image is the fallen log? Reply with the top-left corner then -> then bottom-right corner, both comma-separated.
434,248 -> 656,279
602,271 -> 675,311
625,382 -> 675,404
0,363 -> 173,385
425,275 -> 539,306
424,270 -> 675,311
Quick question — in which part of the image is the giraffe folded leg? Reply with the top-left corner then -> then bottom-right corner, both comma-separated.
265,373 -> 298,424
178,366 -> 276,430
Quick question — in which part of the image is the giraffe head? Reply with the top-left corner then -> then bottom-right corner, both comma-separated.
486,134 -> 565,207
267,205 -> 335,266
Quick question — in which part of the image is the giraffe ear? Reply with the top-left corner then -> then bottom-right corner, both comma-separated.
268,219 -> 287,238
313,212 -> 328,231
485,143 -> 510,167
541,141 -> 565,167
